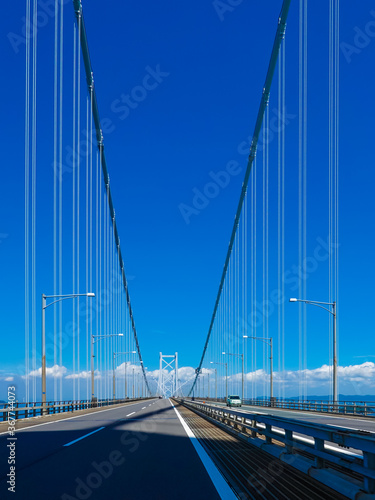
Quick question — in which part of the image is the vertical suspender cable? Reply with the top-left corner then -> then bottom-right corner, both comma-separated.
31,0 -> 38,403
303,0 -> 308,399
298,0 -> 308,401
53,0 -> 58,402
89,85 -> 93,400
266,107 -> 269,398
85,96 -> 89,399
72,23 -> 77,400
76,10 -> 81,400
253,161 -> 257,399
95,151 -> 99,400
329,0 -> 332,391
25,0 -> 31,403
58,0 -> 64,401
277,53 -> 281,400
335,0 -> 339,395
278,40 -> 286,399
262,121 -> 266,398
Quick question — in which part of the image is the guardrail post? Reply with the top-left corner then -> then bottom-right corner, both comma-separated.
364,402 -> 367,416
265,423 -> 272,444
314,438 -> 325,469
285,429 -> 293,454
363,452 -> 375,493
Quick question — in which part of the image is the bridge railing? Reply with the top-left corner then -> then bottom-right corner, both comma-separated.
0,397 -> 152,422
189,397 -> 375,416
179,399 -> 375,496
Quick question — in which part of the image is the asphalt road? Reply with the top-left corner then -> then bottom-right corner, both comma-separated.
205,401 -> 375,433
0,398 -> 223,500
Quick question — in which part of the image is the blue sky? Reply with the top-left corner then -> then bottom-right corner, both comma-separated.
1,0 -> 375,400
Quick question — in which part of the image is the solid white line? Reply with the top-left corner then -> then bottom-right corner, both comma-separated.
63,426 -> 105,447
0,400 -> 157,436
170,400 -> 236,500
126,412 -> 136,417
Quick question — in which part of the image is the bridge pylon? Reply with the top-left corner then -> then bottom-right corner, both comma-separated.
158,352 -> 179,398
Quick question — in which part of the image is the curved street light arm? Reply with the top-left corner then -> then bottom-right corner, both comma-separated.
303,302 -> 334,316
44,294 -> 93,309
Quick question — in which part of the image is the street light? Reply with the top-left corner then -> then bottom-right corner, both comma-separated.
210,361 -> 228,400
222,351 -> 244,401
289,297 -> 337,404
91,333 -> 123,402
244,336 -> 273,399
112,351 -> 136,400
42,292 -> 95,411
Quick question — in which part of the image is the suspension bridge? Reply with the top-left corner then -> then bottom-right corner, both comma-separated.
1,0 -> 375,498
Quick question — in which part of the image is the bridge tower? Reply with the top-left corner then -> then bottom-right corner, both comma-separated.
158,352 -> 179,398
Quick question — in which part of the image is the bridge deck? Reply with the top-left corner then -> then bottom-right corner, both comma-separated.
0,398 -> 223,499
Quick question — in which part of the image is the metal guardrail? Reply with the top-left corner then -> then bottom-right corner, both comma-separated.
191,397 -> 375,416
180,399 -> 375,498
0,397 -> 152,422
244,398 -> 375,416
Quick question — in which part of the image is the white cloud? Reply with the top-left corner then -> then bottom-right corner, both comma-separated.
222,362 -> 375,394
66,370 -> 100,380
4,377 -> 14,382
146,368 -> 166,379
24,365 -> 67,378
177,366 -> 196,380
115,362 -> 143,376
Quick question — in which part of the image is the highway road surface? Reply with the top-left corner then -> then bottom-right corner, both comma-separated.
0,398 -> 234,500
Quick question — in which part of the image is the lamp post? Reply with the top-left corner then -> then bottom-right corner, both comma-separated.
91,333 -> 123,402
290,298 -> 337,404
244,336 -> 273,399
210,361 -> 228,400
222,352 -> 244,401
42,292 -> 95,411
112,351 -> 136,399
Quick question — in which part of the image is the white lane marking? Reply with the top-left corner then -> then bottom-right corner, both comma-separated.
170,400 -> 237,500
142,407 -> 146,409
126,412 -> 136,417
0,399 -> 158,436
63,426 -> 105,447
